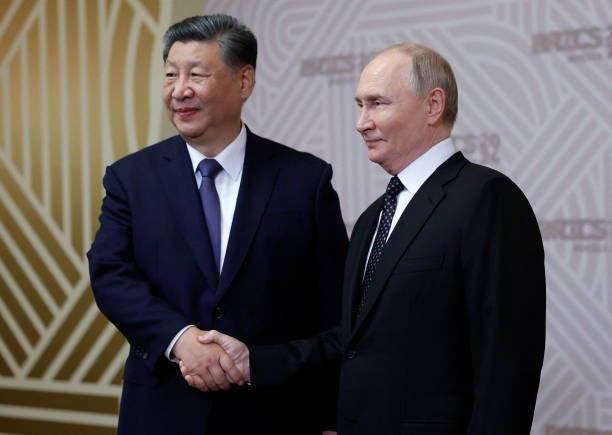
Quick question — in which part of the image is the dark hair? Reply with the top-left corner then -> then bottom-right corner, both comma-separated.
163,14 -> 257,70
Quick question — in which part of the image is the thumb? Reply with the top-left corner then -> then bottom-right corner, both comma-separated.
197,329 -> 219,344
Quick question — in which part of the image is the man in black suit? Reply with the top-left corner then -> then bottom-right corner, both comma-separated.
87,14 -> 347,435
195,43 -> 546,434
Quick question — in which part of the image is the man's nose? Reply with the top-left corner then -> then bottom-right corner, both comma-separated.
172,78 -> 194,99
356,108 -> 373,133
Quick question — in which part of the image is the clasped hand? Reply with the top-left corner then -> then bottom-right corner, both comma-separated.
172,327 -> 250,392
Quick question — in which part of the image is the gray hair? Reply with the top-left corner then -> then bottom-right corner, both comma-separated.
163,14 -> 257,70
383,43 -> 458,127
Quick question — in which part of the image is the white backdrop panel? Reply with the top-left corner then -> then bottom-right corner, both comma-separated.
206,1 -> 612,433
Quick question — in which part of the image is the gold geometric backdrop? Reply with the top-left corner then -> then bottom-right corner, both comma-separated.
0,1 -> 178,433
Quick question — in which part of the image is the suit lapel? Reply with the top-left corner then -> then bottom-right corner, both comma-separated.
351,152 -> 468,334
157,136 -> 219,288
344,198 -> 383,330
216,131 -> 279,298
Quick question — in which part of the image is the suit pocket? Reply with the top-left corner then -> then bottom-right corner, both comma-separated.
394,255 -> 444,274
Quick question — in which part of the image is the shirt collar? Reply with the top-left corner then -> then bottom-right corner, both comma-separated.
396,137 -> 457,195
186,123 -> 247,180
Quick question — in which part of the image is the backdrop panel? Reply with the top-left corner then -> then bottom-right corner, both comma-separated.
206,1 -> 612,433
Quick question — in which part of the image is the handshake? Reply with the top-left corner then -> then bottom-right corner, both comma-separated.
171,327 -> 250,392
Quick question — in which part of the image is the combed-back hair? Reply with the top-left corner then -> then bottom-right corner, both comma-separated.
163,14 -> 257,70
383,43 -> 458,127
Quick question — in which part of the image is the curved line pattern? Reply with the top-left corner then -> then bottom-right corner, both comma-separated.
0,1 -> 171,433
0,1 -> 610,433
124,16 -> 141,154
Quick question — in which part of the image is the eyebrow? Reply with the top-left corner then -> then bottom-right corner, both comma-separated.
164,60 -> 204,68
355,94 -> 386,103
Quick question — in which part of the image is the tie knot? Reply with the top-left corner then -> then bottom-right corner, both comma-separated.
386,176 -> 404,197
198,159 -> 223,179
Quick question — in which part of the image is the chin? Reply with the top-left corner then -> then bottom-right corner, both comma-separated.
367,151 -> 383,165
176,128 -> 203,139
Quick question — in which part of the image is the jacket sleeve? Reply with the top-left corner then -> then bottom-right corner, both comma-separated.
87,165 -> 188,371
308,162 -> 348,430
462,176 -> 546,434
249,326 -> 344,388
312,163 -> 348,331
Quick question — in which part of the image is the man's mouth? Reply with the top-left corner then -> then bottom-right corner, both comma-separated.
363,137 -> 383,146
175,107 -> 198,118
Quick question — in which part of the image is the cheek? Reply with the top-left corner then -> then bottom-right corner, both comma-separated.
161,89 -> 172,107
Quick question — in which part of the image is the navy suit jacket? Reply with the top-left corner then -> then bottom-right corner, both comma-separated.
251,152 -> 545,435
88,129 -> 348,435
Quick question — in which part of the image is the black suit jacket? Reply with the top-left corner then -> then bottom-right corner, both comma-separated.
88,129 -> 348,435
252,152 -> 545,435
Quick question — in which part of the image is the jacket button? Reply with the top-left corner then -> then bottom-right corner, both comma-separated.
345,349 -> 357,359
214,307 -> 224,319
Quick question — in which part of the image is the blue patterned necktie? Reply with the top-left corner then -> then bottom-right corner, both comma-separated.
198,159 -> 223,274
357,176 -> 404,317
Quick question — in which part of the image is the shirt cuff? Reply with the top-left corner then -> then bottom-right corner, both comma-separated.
165,324 -> 195,362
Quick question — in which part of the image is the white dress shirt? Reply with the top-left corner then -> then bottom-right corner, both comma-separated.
364,138 -> 458,272
165,124 -> 247,360
186,124 -> 247,272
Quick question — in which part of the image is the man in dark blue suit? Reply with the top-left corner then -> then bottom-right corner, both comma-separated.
197,43 -> 546,434
87,14 -> 347,435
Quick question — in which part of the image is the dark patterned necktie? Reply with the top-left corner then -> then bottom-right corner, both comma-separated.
198,159 -> 223,274
357,176 -> 404,317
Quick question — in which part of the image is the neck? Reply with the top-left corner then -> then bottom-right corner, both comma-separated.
186,122 -> 242,158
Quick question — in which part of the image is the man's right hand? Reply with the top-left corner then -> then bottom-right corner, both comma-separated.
172,326 -> 246,392
198,330 -> 251,384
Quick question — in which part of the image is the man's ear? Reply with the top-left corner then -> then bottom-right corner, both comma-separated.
238,65 -> 255,100
426,87 -> 446,125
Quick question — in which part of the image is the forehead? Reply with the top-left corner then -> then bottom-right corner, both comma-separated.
166,40 -> 223,64
355,51 -> 412,99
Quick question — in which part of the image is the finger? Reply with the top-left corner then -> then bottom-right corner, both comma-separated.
180,363 -> 190,379
197,365 -> 224,392
219,353 -> 244,386
208,363 -> 231,390
184,374 -> 196,388
184,374 -> 192,386
186,374 -> 210,392
199,374 -> 220,392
